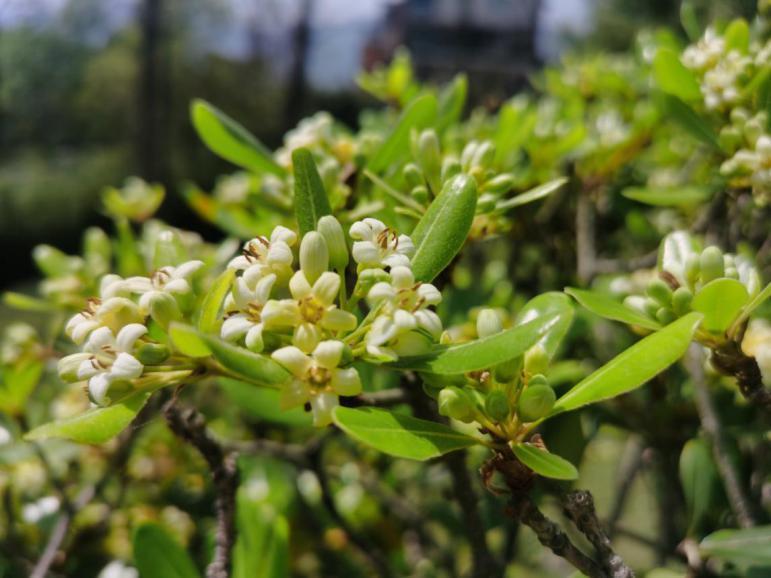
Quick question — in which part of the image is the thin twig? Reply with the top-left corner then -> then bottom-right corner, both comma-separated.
686,345 -> 757,528
163,401 -> 239,578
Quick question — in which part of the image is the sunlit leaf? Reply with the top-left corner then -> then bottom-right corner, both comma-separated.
512,443 -> 579,480
566,287 -> 661,331
204,335 -> 290,388
134,523 -> 201,578
292,147 -> 332,235
654,48 -> 701,101
691,279 -> 749,334
197,268 -> 235,334
494,178 -> 568,212
679,438 -> 719,535
218,379 -> 311,426
515,292 -> 575,358
622,185 -> 711,207
169,323 -> 212,358
700,526 -> 771,566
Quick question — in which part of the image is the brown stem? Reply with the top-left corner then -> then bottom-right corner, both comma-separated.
710,339 -> 771,408
163,401 -> 239,578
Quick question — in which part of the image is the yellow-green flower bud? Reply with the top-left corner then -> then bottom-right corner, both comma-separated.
471,141 -> 495,170
476,308 -> 503,338
402,163 -> 424,188
136,342 -> 170,365
441,157 -> 462,182
83,227 -> 111,273
147,292 -> 181,329
700,246 -> 724,284
671,287 -> 693,316
477,193 -> 497,213
460,141 -> 479,170
411,185 -> 429,204
482,174 -> 514,194
438,386 -> 475,423
316,216 -> 349,271
416,129 -> 441,193
494,357 -> 521,383
354,268 -> 390,298
57,353 -> 90,383
33,245 -> 80,277
528,373 -> 548,387
518,383 -> 555,422
524,344 -> 549,376
656,307 -> 676,325
485,389 -> 510,422
643,298 -> 660,318
300,231 -> 329,284
685,254 -> 700,288
646,279 -> 672,307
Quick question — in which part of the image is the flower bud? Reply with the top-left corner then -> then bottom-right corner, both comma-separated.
416,130 -> 441,192
485,389 -> 510,422
411,185 -> 429,204
647,279 -> 672,306
671,287 -> 693,316
476,308 -> 503,339
700,246 -> 725,284
300,231 -> 329,284
471,141 -> 496,170
402,163 -> 424,188
524,344 -> 549,376
494,357 -> 521,383
33,245 -> 81,277
441,157 -> 462,182
83,227 -> 111,273
482,174 -> 514,194
685,254 -> 700,287
354,268 -> 390,298
517,383 -> 555,422
136,342 -> 170,365
643,298 -> 660,319
460,141 -> 479,170
146,292 -> 181,329
656,307 -> 676,325
623,295 -> 650,317
317,216 -> 349,271
57,353 -> 90,383
477,193 -> 497,213
438,386 -> 475,423
528,373 -> 548,387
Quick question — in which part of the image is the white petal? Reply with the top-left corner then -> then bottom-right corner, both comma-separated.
65,313 -> 88,335
390,266 -> 414,289
232,277 -> 255,310
77,359 -> 101,380
245,323 -> 264,352
310,393 -> 339,427
163,278 -> 190,294
220,314 -> 254,341
396,235 -> 415,258
173,260 -> 204,279
122,276 -> 154,294
362,218 -> 386,235
71,320 -> 100,345
382,253 -> 411,268
352,241 -> 380,265
242,263 -> 267,287
393,309 -> 418,332
272,346 -> 312,378
289,271 -> 313,300
417,283 -> 442,305
332,367 -> 362,396
100,275 -> 126,299
267,241 -> 294,266
254,273 -> 276,304
415,310 -> 443,338
367,282 -> 396,304
88,373 -> 112,406
115,323 -> 148,353
293,323 -> 320,353
321,308 -> 358,332
349,220 -> 373,240
228,255 -> 252,270
261,299 -> 300,327
365,344 -> 398,362
270,226 -> 297,246
84,327 -> 115,353
312,272 -> 340,305
110,353 -> 143,380
313,340 -> 344,369
280,379 -> 310,409
367,316 -> 398,346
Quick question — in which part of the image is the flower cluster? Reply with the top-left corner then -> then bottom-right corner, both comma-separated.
719,110 -> 771,205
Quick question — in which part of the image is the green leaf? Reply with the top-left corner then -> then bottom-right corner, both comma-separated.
551,313 -> 702,415
730,282 -> 771,335
367,94 -> 437,173
134,523 -> 201,578
2,292 -> 55,312
679,438 -> 719,535
410,173 -> 477,282
218,379 -> 311,426
565,287 -> 662,331
515,292 -> 575,359
654,48 -> 702,101
233,502 -> 289,578
494,178 -> 568,213
191,99 -> 284,176
661,94 -> 722,151
388,312 -> 565,375
512,443 -> 579,480
25,392 -> 151,444
0,358 -> 43,414
437,73 -> 467,131
292,147 -> 332,235
332,406 -> 478,460
169,323 -> 212,358
724,19 -> 750,53
204,336 -> 290,388
691,279 -> 749,334
622,185 -> 711,207
700,526 -> 771,566
197,268 -> 235,334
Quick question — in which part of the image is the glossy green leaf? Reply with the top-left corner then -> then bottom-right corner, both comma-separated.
0,358 -> 43,414
197,268 -> 235,334
388,312 -> 564,375
512,443 -> 579,480
204,336 -> 290,388
437,73 -> 467,131
692,279 -> 749,334
134,523 -> 201,578
332,406 -> 478,461
654,49 -> 701,101
622,185 -> 711,207
551,313 -> 702,415
191,99 -> 284,176
410,173 -> 477,282
292,147 -> 332,235
700,526 -> 771,566
515,292 -> 575,359
566,287 -> 662,331
494,177 -> 568,213
661,94 -> 722,151
169,323 -> 212,358
218,379 -> 311,426
25,392 -> 151,444
730,282 -> 771,335
679,438 -> 719,534
367,94 -> 437,173
724,19 -> 750,53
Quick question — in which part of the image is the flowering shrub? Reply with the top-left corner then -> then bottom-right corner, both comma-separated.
1,9 -> 770,578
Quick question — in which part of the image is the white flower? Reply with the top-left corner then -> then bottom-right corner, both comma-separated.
228,226 -> 297,285
98,561 -> 139,578
271,340 -> 361,426
22,496 -> 60,524
682,28 -> 725,71
65,297 -> 144,345
119,260 -> 203,310
349,218 -> 414,269
365,266 -> 442,360
220,274 -> 276,352
262,271 -> 357,352
67,323 -> 148,405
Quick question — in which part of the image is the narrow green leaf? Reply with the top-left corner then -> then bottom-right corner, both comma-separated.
494,178 -> 568,213
332,406 -> 478,461
512,443 -> 579,480
661,94 -> 722,151
169,323 -> 212,358
700,526 -> 771,566
134,523 -> 201,578
730,282 -> 771,335
218,379 -> 311,426
367,94 -> 437,173
679,438 -> 719,535
692,279 -> 749,334
204,336 -> 290,388
654,49 -> 702,101
25,392 -> 150,444
566,287 -> 662,331
622,185 -> 711,207
292,148 -> 332,235
410,173 -> 477,282
515,292 -> 575,359
197,268 -> 235,334
388,312 -> 564,375
551,313 -> 702,415
437,73 -> 467,130
2,292 -> 55,312
191,99 -> 285,176
233,503 -> 289,578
